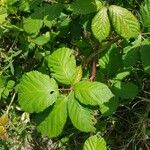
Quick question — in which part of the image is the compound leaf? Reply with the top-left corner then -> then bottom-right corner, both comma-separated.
74,81 -> 114,106
18,71 -> 59,113
68,92 -> 96,132
48,47 -> 76,85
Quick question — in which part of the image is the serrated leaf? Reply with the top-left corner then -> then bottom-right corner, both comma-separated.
71,0 -> 103,15
112,81 -> 139,100
18,71 -> 59,113
73,65 -> 83,85
48,47 -> 76,85
74,81 -> 114,106
140,44 -> 150,73
92,7 -> 110,42
68,92 -> 96,132
109,5 -> 140,39
37,95 -> 68,138
140,0 -> 150,28
83,135 -> 107,150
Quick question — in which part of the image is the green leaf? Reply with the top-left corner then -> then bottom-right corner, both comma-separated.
19,0 -> 30,12
71,0 -> 103,15
68,92 -> 96,132
92,7 -> 110,42
74,81 -> 114,106
99,44 -> 123,78
83,135 -> 107,150
18,71 -> 59,113
48,47 -> 76,85
140,0 -> 150,28
2,80 -> 15,99
140,44 -> 150,73
30,32 -> 50,46
114,71 -> 130,81
37,95 -> 68,138
23,17 -> 43,35
123,45 -> 140,68
0,7 -> 7,24
109,5 -> 140,39
112,81 -> 139,100
99,97 -> 119,117
73,65 -> 83,85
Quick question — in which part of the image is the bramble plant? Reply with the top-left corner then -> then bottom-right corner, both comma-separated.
0,0 -> 150,149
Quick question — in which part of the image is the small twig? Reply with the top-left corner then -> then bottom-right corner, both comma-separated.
141,32 -> 150,35
58,88 -> 72,92
90,42 -> 99,81
6,92 -> 16,114
83,38 -> 120,68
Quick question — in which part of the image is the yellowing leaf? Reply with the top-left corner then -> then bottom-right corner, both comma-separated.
0,126 -> 5,134
0,114 -> 9,126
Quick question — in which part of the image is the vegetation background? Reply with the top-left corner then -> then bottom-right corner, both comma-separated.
0,0 -> 150,149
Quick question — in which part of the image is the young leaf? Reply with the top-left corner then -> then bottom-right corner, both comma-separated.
83,135 -> 107,150
18,71 -> 59,113
48,47 -> 76,85
140,44 -> 150,73
68,92 -> 96,132
74,81 -> 114,106
71,0 -> 103,15
92,7 -> 110,42
37,95 -> 68,138
109,5 -> 140,39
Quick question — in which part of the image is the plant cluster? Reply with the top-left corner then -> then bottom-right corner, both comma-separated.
0,0 -> 150,149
